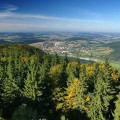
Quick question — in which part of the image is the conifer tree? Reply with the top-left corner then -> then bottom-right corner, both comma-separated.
66,62 -> 79,86
50,64 -> 65,88
0,65 -> 3,115
23,64 -> 41,101
104,58 -> 110,68
51,53 -> 59,66
73,71 -> 88,111
60,54 -> 68,67
114,93 -> 120,120
87,72 -> 115,120
64,78 -> 79,111
52,87 -> 65,111
2,58 -> 19,104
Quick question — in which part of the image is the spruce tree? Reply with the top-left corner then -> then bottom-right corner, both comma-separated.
87,72 -> 115,120
23,64 -> 41,101
51,53 -> 59,66
73,71 -> 88,111
114,93 -> 120,120
66,62 -> 79,87
2,58 -> 19,104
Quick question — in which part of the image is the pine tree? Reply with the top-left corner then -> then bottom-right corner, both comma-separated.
52,87 -> 65,111
73,71 -> 88,111
0,65 -> 3,118
23,64 -> 42,101
2,59 -> 19,104
64,78 -> 79,112
66,62 -> 79,86
51,53 -> 59,66
50,64 -> 65,88
87,72 -> 115,120
60,54 -> 68,67
104,58 -> 110,68
114,93 -> 120,120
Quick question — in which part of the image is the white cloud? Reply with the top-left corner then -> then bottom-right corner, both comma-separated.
0,12 -> 12,18
0,4 -> 102,23
1,4 -> 18,11
0,11 -> 103,23
0,4 -> 112,32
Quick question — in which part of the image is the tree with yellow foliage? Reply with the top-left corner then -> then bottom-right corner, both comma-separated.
64,78 -> 79,111
66,62 -> 80,87
73,71 -> 88,111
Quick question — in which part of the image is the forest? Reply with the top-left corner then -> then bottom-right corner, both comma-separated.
0,44 -> 120,120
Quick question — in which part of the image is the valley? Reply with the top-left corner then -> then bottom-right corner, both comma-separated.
1,32 -> 120,68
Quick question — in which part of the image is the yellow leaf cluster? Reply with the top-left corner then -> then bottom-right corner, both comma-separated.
86,66 -> 95,76
20,56 -> 27,62
83,106 -> 88,111
56,103 -> 63,110
66,62 -> 78,73
99,64 -> 105,70
1,57 -> 7,62
50,64 -> 61,76
52,88 -> 64,111
86,95 -> 90,102
80,64 -> 84,68
65,78 -> 79,110
111,73 -> 118,81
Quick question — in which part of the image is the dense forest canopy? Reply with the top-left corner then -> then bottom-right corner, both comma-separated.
0,44 -> 120,120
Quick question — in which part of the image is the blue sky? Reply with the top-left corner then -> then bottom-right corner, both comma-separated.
0,0 -> 120,32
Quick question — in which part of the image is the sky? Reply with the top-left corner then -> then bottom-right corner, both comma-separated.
0,0 -> 120,32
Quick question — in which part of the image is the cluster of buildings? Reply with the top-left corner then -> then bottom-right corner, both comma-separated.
30,41 -> 98,62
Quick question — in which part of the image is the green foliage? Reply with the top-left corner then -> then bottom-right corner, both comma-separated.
11,104 -> 38,120
87,72 -> 115,120
114,93 -> 120,120
0,44 -> 120,120
73,71 -> 88,111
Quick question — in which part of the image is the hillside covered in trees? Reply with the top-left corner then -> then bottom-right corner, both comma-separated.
0,44 -> 120,120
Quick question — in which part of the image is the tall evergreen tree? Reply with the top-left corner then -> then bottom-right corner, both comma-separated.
51,53 -> 59,67
23,64 -> 41,101
114,93 -> 120,120
73,71 -> 88,111
2,58 -> 19,104
87,72 -> 115,120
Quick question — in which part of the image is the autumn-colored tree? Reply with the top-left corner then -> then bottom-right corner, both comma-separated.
73,71 -> 88,111
64,78 -> 79,112
0,44 -> 120,120
52,87 -> 65,111
50,64 -> 66,88
66,62 -> 80,87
